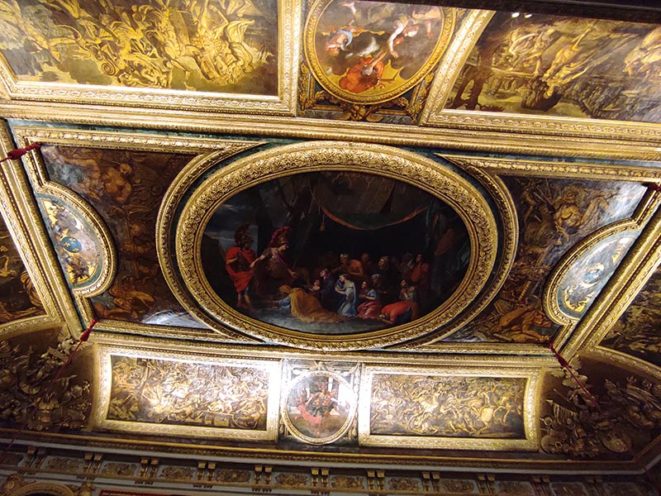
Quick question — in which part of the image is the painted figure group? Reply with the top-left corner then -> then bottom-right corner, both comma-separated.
224,224 -> 434,326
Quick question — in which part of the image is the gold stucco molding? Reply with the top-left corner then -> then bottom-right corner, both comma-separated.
172,141 -> 499,350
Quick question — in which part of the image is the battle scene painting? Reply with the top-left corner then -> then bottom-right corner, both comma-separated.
202,171 -> 470,335
0,214 -> 44,324
601,267 -> 661,367
0,0 -> 278,95
444,178 -> 646,343
446,14 -> 661,122
306,0 -> 453,103
108,355 -> 270,430
40,145 -> 205,329
369,374 -> 526,438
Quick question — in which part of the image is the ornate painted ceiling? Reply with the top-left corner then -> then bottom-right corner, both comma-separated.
0,0 -> 659,493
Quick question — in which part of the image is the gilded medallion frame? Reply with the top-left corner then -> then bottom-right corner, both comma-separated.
303,0 -> 456,105
171,141 -> 499,350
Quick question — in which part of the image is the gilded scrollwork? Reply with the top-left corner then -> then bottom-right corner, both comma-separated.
174,141 -> 499,350
0,336 -> 91,432
541,363 -> 661,459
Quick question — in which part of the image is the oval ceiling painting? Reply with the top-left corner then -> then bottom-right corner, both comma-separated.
200,171 -> 470,336
304,0 -> 455,104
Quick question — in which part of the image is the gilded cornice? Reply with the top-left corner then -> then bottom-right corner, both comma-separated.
1,102 -> 660,161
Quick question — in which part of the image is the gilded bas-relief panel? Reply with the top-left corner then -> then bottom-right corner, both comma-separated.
601,266 -> 661,367
39,145 -> 204,328
0,213 -> 44,324
444,178 -> 646,344
108,356 -> 269,429
95,348 -> 281,440
369,375 -> 526,438
446,13 -> 661,123
0,0 -> 278,95
205,171 -> 469,335
359,367 -> 538,450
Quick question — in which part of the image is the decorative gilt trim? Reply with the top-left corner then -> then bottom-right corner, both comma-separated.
562,197 -> 660,359
5,482 -> 76,496
426,109 -> 661,144
91,345 -> 282,442
11,125 -> 264,337
0,0 -> 301,116
419,10 -> 494,125
438,154 -> 661,183
174,141 -> 499,350
358,365 -> 540,451
2,102 -> 660,161
400,159 -> 518,347
156,148 -> 266,341
90,330 -> 558,369
0,121 -> 77,336
589,347 -> 661,382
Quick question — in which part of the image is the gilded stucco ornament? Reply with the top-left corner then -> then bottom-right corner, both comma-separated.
170,142 -> 500,350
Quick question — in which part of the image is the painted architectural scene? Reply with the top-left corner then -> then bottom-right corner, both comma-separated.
202,171 -> 470,334
446,13 -> 661,122
0,0 -> 279,94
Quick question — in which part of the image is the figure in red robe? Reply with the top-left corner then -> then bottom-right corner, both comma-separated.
225,224 -> 257,309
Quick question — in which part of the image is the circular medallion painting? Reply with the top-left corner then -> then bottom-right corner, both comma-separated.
304,0 -> 455,104
283,371 -> 356,444
201,171 -> 470,336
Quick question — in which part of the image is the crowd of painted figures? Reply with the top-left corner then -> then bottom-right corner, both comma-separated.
225,225 -> 451,326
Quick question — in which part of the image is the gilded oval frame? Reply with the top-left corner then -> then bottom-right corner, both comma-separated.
173,141 -> 498,350
304,0 -> 456,105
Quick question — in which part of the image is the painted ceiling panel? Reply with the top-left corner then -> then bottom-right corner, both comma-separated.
0,0 -> 658,481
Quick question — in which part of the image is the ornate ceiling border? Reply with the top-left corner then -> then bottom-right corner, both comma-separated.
0,0 -> 301,116
10,125 -> 263,341
172,141 -> 500,350
1,103 -> 659,161
91,345 -> 282,442
563,194 -> 660,359
0,121 -> 77,336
